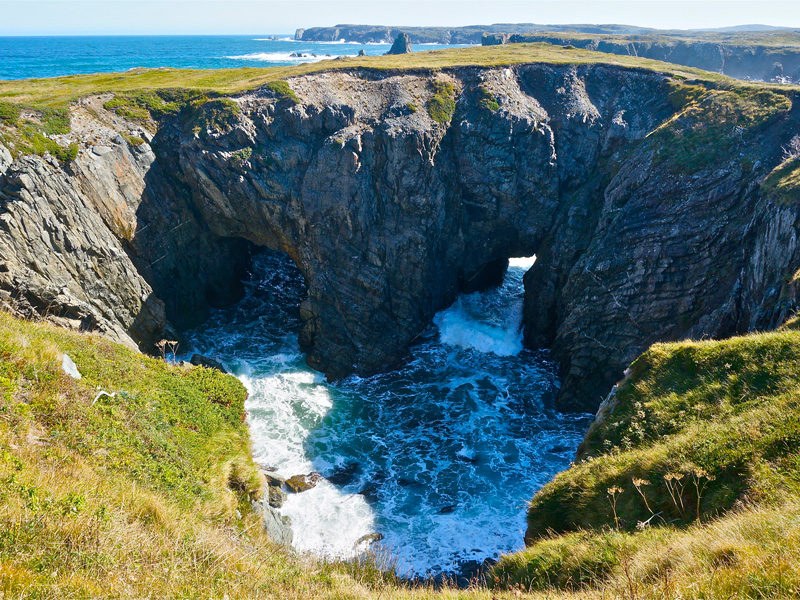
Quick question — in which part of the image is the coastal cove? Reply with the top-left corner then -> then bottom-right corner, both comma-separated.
2,39 -> 800,598
185,250 -> 591,577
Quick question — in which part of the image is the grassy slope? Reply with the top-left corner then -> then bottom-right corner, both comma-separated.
491,329 -> 800,597
5,310 -> 800,599
0,312 -> 383,599
0,43 -> 753,109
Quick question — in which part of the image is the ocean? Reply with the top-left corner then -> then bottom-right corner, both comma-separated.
2,34 -> 592,579
186,250 -> 592,578
0,35 -> 469,80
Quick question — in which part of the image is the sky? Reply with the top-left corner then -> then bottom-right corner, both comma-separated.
1,0 -> 800,36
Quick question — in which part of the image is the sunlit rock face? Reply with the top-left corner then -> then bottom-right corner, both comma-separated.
2,64 -> 799,411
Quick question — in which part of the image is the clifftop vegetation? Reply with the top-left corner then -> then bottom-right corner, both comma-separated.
0,42 -> 776,111
4,309 -> 800,598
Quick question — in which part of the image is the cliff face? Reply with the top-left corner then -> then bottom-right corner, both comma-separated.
1,65 -> 799,411
483,33 -> 800,83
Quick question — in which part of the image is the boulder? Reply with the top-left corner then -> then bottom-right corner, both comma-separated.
286,472 -> 323,493
355,532 -> 384,547
261,505 -> 293,547
386,33 -> 413,55
261,470 -> 286,488
268,485 -> 288,508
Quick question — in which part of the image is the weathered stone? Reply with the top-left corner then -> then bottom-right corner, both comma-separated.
261,505 -> 293,547
189,353 -> 227,373
386,33 -> 412,55
355,532 -> 384,547
268,485 -> 288,508
261,470 -> 286,488
285,472 -> 323,493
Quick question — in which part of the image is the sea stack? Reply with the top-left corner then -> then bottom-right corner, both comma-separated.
386,32 -> 413,55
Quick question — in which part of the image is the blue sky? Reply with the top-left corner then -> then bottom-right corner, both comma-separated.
1,1 -> 800,36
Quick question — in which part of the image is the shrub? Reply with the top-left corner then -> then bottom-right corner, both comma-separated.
187,98 -> 241,135
230,146 -> 252,163
477,86 -> 500,112
426,80 -> 456,124
265,80 -> 299,104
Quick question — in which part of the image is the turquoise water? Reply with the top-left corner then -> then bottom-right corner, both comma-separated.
186,250 -> 591,577
0,35 -> 469,80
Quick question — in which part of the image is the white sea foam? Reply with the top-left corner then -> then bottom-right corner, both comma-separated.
509,255 -> 537,269
281,480 -> 375,558
186,250 -> 591,577
225,52 -> 341,63
435,300 -> 524,356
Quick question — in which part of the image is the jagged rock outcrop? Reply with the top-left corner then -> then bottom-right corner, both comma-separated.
386,33 -> 412,55
2,64 -> 799,412
0,98 -> 253,351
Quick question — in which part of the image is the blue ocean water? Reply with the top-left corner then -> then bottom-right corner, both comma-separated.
186,250 -> 592,577
0,35 -> 469,80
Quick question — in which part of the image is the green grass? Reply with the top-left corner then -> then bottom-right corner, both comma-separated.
648,84 -> 792,174
265,79 -> 299,104
426,80 -> 456,124
526,330 -> 800,540
230,147 -> 253,163
762,158 -> 800,204
488,327 -> 800,597
0,43 -> 770,111
476,86 -> 500,112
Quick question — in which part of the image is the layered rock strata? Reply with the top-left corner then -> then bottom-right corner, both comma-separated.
1,65 -> 799,411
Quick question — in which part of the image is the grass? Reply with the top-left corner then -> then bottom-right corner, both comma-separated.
426,80 -> 456,123
265,79 -> 299,104
0,101 -> 78,162
0,43 -> 772,111
476,86 -> 500,112
648,83 -> 792,174
762,157 -> 800,204
487,327 -> 800,597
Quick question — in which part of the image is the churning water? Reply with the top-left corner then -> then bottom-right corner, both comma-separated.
186,250 -> 591,578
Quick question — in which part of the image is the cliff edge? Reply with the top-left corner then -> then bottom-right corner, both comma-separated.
2,54 -> 799,412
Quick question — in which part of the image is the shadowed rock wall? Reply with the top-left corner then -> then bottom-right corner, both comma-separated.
2,64 -> 799,411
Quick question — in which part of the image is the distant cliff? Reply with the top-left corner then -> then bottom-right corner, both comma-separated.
2,62 -> 800,413
483,31 -> 800,83
294,23 -> 661,45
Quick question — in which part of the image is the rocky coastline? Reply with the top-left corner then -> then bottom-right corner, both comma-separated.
2,64 -> 800,413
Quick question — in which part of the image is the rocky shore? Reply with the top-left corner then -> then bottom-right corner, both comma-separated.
2,63 -> 800,412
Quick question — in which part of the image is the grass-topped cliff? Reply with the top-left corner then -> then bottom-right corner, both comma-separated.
3,41 -> 800,598
492,328 -> 800,597
4,312 -> 800,598
0,42 -> 750,109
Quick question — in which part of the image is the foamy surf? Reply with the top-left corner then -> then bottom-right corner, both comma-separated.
225,52 -> 341,63
186,250 -> 591,577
